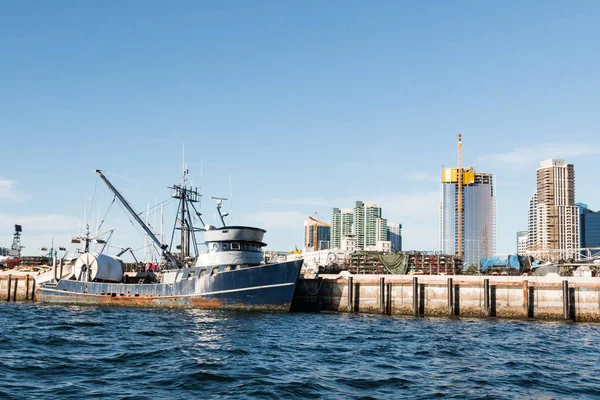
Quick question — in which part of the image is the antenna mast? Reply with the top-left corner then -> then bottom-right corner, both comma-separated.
169,168 -> 203,261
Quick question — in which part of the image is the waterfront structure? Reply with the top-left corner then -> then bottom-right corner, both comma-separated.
517,231 -> 528,256
331,208 -> 353,249
303,217 -> 330,251
440,167 -> 496,267
578,203 -> 600,249
388,223 -> 402,251
529,159 -> 580,260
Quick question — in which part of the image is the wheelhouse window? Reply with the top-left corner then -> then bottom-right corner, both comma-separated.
220,241 -> 263,252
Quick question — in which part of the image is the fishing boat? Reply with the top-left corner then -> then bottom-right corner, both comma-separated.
39,170 -> 303,311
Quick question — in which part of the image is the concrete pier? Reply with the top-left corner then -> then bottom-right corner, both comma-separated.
292,274 -> 600,322
0,274 -> 37,302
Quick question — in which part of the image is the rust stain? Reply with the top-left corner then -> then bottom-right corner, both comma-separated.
40,290 -> 290,311
190,297 -> 222,308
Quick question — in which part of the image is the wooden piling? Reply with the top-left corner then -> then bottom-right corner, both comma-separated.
447,278 -> 453,316
412,277 -> 418,315
569,287 -> 576,321
12,278 -> 18,302
31,278 -> 36,301
380,277 -> 385,314
347,277 -> 353,313
490,285 -> 496,317
483,279 -> 490,316
418,284 -> 425,315
523,280 -> 529,316
6,275 -> 11,302
562,280 -> 569,320
386,283 -> 392,315
25,275 -> 30,301
528,286 -> 535,318
453,284 -> 460,316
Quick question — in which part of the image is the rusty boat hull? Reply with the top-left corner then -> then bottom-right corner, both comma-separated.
39,260 -> 303,312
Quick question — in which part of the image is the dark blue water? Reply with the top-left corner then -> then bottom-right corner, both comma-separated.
1,304 -> 600,399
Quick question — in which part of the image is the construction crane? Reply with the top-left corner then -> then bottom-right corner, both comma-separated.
308,213 -> 330,251
457,133 -> 463,259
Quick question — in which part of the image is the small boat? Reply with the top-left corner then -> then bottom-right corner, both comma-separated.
39,170 -> 302,311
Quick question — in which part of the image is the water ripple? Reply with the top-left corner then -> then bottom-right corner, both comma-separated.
2,303 -> 600,399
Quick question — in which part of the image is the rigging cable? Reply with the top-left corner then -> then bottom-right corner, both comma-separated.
87,176 -> 99,227
96,196 -> 116,234
135,198 -> 176,217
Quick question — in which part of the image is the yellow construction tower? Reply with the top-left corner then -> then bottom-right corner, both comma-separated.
457,133 -> 463,258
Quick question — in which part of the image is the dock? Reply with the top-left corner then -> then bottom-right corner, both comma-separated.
4,268 -> 600,322
0,273 -> 37,302
292,274 -> 600,322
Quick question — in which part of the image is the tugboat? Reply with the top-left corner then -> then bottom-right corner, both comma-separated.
39,170 -> 303,311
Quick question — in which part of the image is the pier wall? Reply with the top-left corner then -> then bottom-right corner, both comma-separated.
292,274 -> 600,322
0,275 -> 37,302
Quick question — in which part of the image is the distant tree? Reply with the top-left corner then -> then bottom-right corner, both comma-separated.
466,264 -> 478,275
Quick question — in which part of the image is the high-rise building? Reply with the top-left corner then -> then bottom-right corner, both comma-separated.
331,208 -> 353,249
331,202 -> 389,250
354,201 -> 385,249
303,218 -> 331,251
530,159 -> 580,260
517,231 -> 528,256
375,216 -> 388,243
440,167 -> 496,267
388,223 -> 402,251
578,203 -> 600,249
527,193 -> 538,250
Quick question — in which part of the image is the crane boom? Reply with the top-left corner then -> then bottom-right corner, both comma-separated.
95,170 -> 179,269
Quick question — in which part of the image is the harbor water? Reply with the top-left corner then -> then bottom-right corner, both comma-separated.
1,303 -> 600,399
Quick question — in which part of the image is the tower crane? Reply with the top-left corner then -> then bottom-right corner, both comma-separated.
457,133 -> 463,259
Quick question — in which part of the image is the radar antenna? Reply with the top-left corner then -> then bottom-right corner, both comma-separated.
211,197 -> 229,227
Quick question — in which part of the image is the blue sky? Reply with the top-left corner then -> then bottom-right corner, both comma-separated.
1,1 -> 599,259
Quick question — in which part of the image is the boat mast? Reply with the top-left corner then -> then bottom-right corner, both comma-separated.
169,169 -> 202,260
95,170 -> 179,269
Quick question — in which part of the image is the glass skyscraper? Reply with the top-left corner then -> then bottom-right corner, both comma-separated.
440,168 -> 496,268
578,203 -> 600,249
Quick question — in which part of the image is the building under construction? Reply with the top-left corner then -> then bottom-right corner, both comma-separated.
440,134 -> 496,268
303,214 -> 331,251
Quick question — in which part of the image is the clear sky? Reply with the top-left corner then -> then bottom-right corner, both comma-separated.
1,1 -> 599,259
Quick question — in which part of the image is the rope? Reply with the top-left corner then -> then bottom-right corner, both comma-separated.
302,277 -> 324,296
